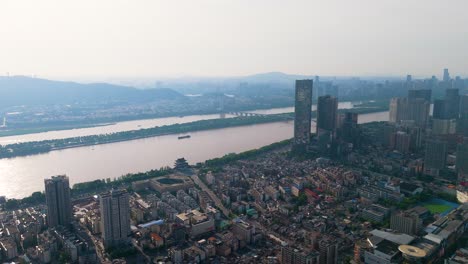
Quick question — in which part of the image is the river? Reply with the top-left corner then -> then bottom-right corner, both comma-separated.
0,102 -> 358,144
0,108 -> 388,199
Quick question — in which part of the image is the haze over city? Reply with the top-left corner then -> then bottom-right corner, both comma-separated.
0,1 -> 467,264
1,0 -> 468,80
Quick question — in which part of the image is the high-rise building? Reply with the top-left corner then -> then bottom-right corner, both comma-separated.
390,95 -> 429,128
407,89 -> 431,128
457,142 -> 468,177
381,123 -> 396,147
395,131 -> 411,153
457,118 -> 468,137
433,99 -> 446,119
44,175 -> 72,228
443,68 -> 450,82
424,139 -> 447,176
319,237 -> 338,264
317,95 -> 338,134
454,76 -> 465,90
408,89 -> 431,102
339,112 -> 359,145
317,95 -> 338,155
389,98 -> 409,124
444,88 -> 460,119
460,95 -> 468,118
293,80 -> 313,149
407,98 -> 430,128
390,211 -> 422,235
281,247 -> 320,264
432,119 -> 457,135
100,189 -> 131,248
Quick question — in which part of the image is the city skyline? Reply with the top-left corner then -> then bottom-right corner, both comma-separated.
1,1 -> 468,80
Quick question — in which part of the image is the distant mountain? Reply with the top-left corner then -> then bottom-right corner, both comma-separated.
0,76 -> 183,107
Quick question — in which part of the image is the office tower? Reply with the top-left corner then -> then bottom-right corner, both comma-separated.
406,89 -> 431,128
381,124 -> 396,147
408,89 -> 431,102
460,95 -> 468,118
293,80 -> 313,149
408,127 -> 422,151
424,139 -> 447,176
443,68 -> 450,82
389,98 -> 399,123
457,142 -> 468,176
319,237 -> 338,264
389,98 -> 408,124
455,76 -> 465,90
430,75 -> 438,90
44,175 -> 72,228
317,95 -> 338,134
317,95 -> 338,155
407,98 -> 430,128
340,112 -> 359,144
444,88 -> 460,119
457,118 -> 468,137
457,95 -> 468,136
395,132 -> 410,153
433,99 -> 446,119
432,119 -> 457,135
314,76 -> 321,100
100,189 -> 131,248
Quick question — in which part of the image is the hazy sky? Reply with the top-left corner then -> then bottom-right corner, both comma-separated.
1,0 -> 468,80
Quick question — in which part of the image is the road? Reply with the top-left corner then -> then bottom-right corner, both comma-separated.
78,222 -> 108,263
132,238 -> 151,263
191,173 -> 231,217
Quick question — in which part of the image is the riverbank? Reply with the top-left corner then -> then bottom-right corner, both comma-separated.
0,100 -> 389,138
0,109 -> 389,199
0,106 -> 388,160
0,114 -> 293,159
2,139 -> 292,208
0,122 -> 116,137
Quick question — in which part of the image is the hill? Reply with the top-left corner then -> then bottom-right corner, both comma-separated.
0,76 -> 182,107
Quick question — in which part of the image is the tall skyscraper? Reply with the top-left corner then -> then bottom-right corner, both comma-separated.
316,95 -> 338,134
394,131 -> 411,153
433,99 -> 446,119
389,98 -> 409,124
443,68 -> 450,82
100,189 -> 131,248
460,95 -> 468,118
406,89 -> 431,128
457,142 -> 468,177
44,175 -> 72,228
316,95 -> 338,155
293,80 -> 313,149
424,139 -> 447,176
444,88 -> 460,119
339,112 -> 359,145
408,89 -> 431,102
407,98 -> 430,128
319,237 -> 338,264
